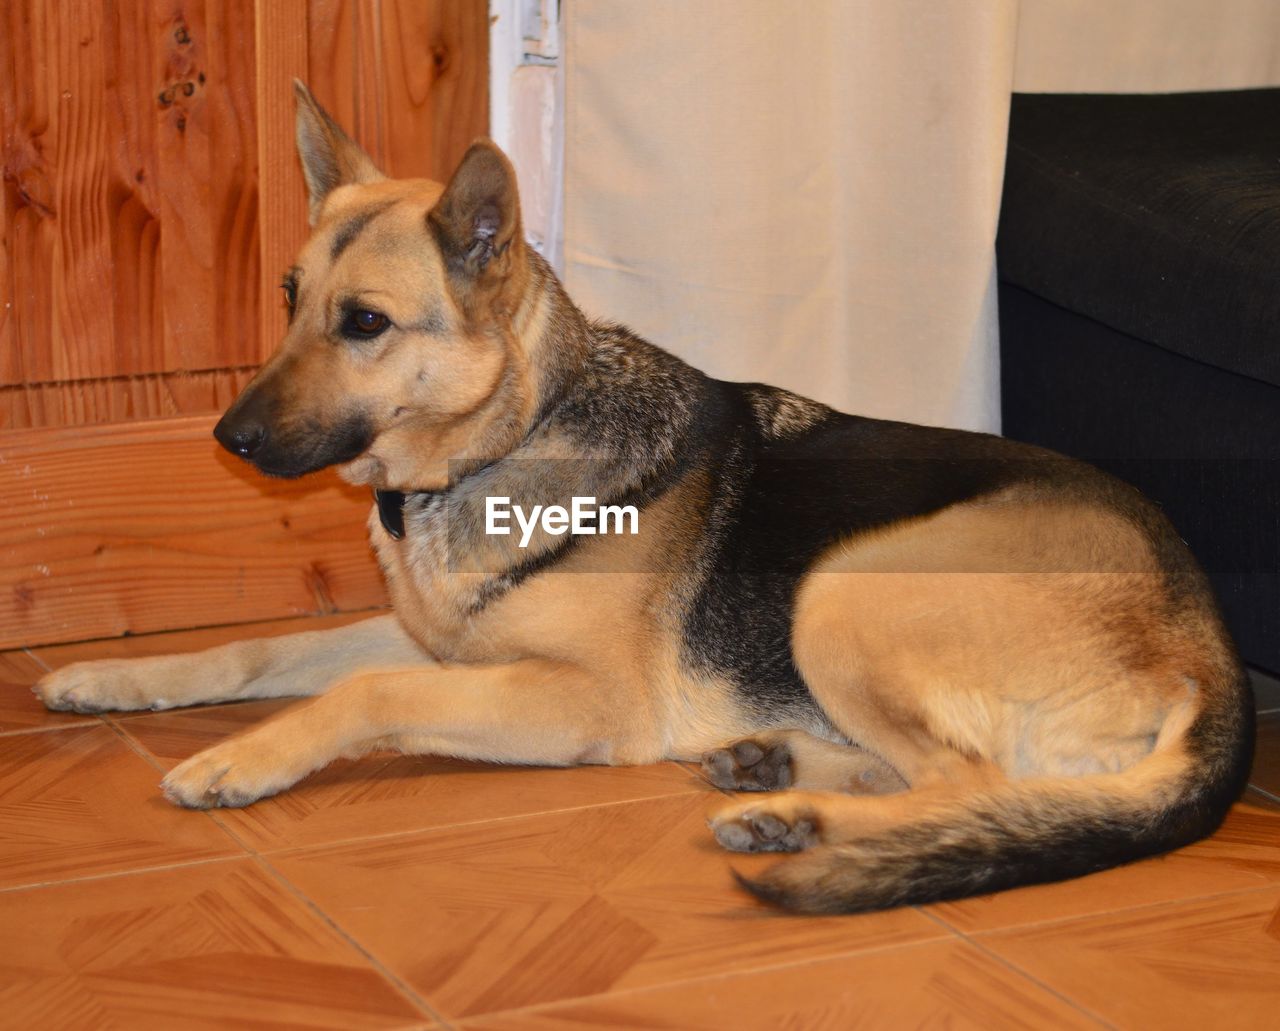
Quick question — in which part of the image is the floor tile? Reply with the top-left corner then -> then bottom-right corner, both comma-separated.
0,649 -> 44,685
978,885 -> 1280,1029
268,793 -> 949,1021
0,681 -> 98,735
928,799 -> 1280,933
119,699 -> 705,853
0,858 -> 429,1029
460,938 -> 1101,1030
0,725 -> 242,889
1,648 -> 98,734
1252,711 -> 1280,798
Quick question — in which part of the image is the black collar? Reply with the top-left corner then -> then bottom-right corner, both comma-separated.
374,489 -> 408,540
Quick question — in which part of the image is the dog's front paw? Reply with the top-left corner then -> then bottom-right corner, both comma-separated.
161,737 -> 299,809
35,660 -> 170,714
708,794 -> 822,853
702,737 -> 794,791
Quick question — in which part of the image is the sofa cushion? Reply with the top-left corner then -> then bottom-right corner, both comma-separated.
998,89 -> 1280,389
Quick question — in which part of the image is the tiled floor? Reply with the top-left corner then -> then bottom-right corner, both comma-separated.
3,613 -> 1280,1029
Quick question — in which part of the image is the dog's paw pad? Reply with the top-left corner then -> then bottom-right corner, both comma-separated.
701,736 -> 794,791
709,804 -> 820,853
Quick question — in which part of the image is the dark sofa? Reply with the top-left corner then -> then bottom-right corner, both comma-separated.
997,89 -> 1280,675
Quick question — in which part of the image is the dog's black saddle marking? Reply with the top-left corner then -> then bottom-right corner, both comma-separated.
375,489 -> 406,540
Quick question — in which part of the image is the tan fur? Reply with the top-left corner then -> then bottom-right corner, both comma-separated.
790,492 -> 1191,786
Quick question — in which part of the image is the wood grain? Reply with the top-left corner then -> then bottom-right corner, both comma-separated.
2,1 -> 488,426
0,724 -> 242,887
0,859 -> 427,1028
255,0 -> 310,364
309,0 -> 488,181
0,1 -> 260,388
0,3 -> 487,642
0,414 -> 386,648
0,366 -> 257,428
461,939 -> 1099,1030
378,0 -> 490,179
269,793 -> 948,1019
980,886 -> 1280,1029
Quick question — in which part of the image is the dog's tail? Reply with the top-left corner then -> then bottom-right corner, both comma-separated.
735,664 -> 1254,914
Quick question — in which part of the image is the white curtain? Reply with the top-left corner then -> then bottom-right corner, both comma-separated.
560,0 -> 1280,434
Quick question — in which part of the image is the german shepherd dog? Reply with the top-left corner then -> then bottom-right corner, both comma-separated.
37,83 -> 1254,913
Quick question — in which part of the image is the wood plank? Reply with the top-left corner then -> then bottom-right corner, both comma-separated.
255,0 -> 310,363
308,0 -> 488,181
308,0 -> 386,166
0,0 -> 260,388
1,1 -> 108,386
379,0 -> 490,179
0,366 -> 257,429
0,2 -> 12,379
152,0 -> 261,374
0,414 -> 386,648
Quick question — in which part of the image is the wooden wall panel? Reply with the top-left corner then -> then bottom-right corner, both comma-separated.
379,0 -> 489,179
0,368 -> 257,429
1,0 -> 487,645
0,415 -> 386,648
307,0 -> 488,181
255,0 -> 310,364
0,1 -> 260,390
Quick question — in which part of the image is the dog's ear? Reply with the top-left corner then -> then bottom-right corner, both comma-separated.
427,140 -> 524,284
293,80 -> 383,224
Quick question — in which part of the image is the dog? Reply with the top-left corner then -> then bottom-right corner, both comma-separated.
35,82 -> 1254,913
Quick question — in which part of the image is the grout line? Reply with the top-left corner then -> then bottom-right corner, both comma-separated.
925,880 -> 1280,940
0,854 -> 244,896
0,721 -> 101,739
253,853 -> 454,1029
103,720 -> 255,860
256,784 -> 709,858
444,935 -> 965,1026
97,742 -> 456,1030
104,718 -> 179,777
919,909 -> 1117,1030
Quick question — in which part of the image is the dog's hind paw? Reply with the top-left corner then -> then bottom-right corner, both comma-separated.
708,794 -> 822,853
701,737 -> 794,791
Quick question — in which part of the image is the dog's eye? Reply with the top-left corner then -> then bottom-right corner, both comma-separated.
342,309 -> 391,339
280,277 -> 297,313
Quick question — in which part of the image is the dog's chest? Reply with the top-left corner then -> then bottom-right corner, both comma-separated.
368,500 -> 522,661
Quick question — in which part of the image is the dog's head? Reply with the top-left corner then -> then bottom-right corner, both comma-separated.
214,82 -> 544,489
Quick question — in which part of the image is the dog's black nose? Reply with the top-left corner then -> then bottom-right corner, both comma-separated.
214,416 -> 267,459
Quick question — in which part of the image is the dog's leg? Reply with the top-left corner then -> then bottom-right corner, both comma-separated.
160,659 -> 637,808
700,729 -> 906,795
35,615 -> 429,714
